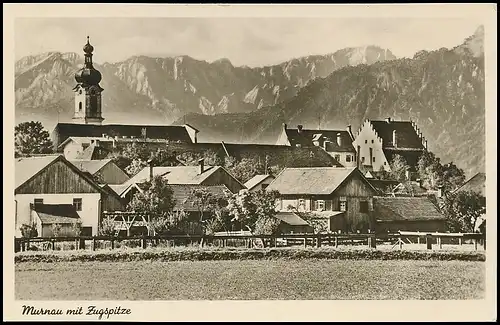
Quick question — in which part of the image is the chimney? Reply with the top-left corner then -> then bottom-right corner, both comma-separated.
95,139 -> 100,147
147,158 -> 154,181
297,125 -> 303,134
198,158 -> 205,174
392,130 -> 397,147
385,117 -> 391,123
437,185 -> 443,198
102,133 -> 107,138
346,125 -> 353,138
336,133 -> 342,147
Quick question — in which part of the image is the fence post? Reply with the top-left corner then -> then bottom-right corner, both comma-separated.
52,239 -> 55,250
303,237 -> 307,248
438,236 -> 442,249
92,236 -> 97,251
417,231 -> 420,245
141,233 -> 147,249
474,238 -> 478,251
26,239 -> 30,251
79,237 -> 85,250
483,233 -> 486,250
316,234 -> 321,248
334,236 -> 338,248
369,234 -> 377,249
426,234 -> 432,250
459,233 -> 462,246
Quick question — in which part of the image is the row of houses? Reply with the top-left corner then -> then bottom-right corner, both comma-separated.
14,150 -> 485,237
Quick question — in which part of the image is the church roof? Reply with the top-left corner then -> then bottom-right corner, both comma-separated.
370,120 -> 425,150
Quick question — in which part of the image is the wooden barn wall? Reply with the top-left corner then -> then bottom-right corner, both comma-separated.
96,163 -> 130,185
375,220 -> 447,234
101,193 -> 125,213
16,160 -> 99,195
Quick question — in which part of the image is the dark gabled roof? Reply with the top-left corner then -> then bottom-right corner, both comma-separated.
274,211 -> 310,226
370,120 -> 425,150
453,172 -> 486,196
33,204 -> 81,224
267,167 -> 377,195
284,128 -> 355,152
169,184 -> 231,212
52,123 -> 193,147
373,196 -> 445,222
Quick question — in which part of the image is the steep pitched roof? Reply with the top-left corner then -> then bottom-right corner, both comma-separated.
169,184 -> 231,212
69,159 -> 112,175
244,174 -> 274,190
57,136 -> 113,149
15,155 -> 61,189
267,167 -> 376,195
370,120 -> 425,150
33,204 -> 81,224
373,196 -> 445,221
284,128 -> 355,152
453,172 -> 486,196
123,166 -> 221,186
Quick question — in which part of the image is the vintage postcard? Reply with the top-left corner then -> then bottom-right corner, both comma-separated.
3,3 -> 497,322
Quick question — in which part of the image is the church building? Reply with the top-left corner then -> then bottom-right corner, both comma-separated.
51,37 -> 199,151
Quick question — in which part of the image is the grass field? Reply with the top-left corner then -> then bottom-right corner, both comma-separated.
15,259 -> 485,300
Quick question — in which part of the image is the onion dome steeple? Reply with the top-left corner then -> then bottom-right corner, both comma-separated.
74,36 -> 102,86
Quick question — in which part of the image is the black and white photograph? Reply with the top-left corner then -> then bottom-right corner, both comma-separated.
4,3 -> 497,322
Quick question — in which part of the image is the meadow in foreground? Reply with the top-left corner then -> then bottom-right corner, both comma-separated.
15,259 -> 484,300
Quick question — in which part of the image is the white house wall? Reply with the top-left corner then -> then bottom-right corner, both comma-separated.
353,120 -> 390,172
15,193 -> 101,237
63,141 -> 85,160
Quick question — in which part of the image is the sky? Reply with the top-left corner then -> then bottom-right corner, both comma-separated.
15,17 -> 484,67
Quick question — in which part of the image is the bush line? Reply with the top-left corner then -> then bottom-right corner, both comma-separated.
15,248 -> 486,263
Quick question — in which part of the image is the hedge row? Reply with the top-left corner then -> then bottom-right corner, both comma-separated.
15,247 -> 486,263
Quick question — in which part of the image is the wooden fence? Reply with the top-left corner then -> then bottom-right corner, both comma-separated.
14,231 -> 485,253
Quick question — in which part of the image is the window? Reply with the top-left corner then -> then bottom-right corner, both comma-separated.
372,157 -> 376,163
371,140 -> 374,143
33,198 -> 44,206
334,154 -> 341,161
78,102 -> 82,112
346,155 -> 351,162
359,201 -> 369,213
384,162 -> 387,166
315,200 -> 325,211
361,157 -> 365,163
340,196 -> 347,212
73,198 -> 82,211
365,140 -> 368,144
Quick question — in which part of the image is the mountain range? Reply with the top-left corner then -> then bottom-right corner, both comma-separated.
15,26 -> 485,177
15,45 -> 396,128
174,26 -> 486,177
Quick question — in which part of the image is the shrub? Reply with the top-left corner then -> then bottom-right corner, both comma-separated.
20,223 -> 38,238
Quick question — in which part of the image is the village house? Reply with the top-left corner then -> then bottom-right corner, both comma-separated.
275,124 -> 357,167
371,196 -> 446,233
15,155 -> 124,237
352,117 -> 427,173
50,37 -> 199,151
69,159 -> 130,185
121,159 -> 246,196
267,167 -> 378,233
244,174 -> 276,192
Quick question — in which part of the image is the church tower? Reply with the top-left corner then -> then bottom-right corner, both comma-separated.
72,36 -> 104,125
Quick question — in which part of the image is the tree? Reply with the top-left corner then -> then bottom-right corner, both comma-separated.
389,154 -> 410,182
187,188 -> 230,245
226,157 -> 266,183
15,121 -> 53,157
51,223 -> 62,237
127,175 -> 176,235
226,189 -> 281,235
99,217 -> 117,236
288,206 -> 329,234
441,190 -> 486,233
20,223 -> 38,238
417,151 -> 466,192
71,220 -> 82,236
125,158 -> 148,176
